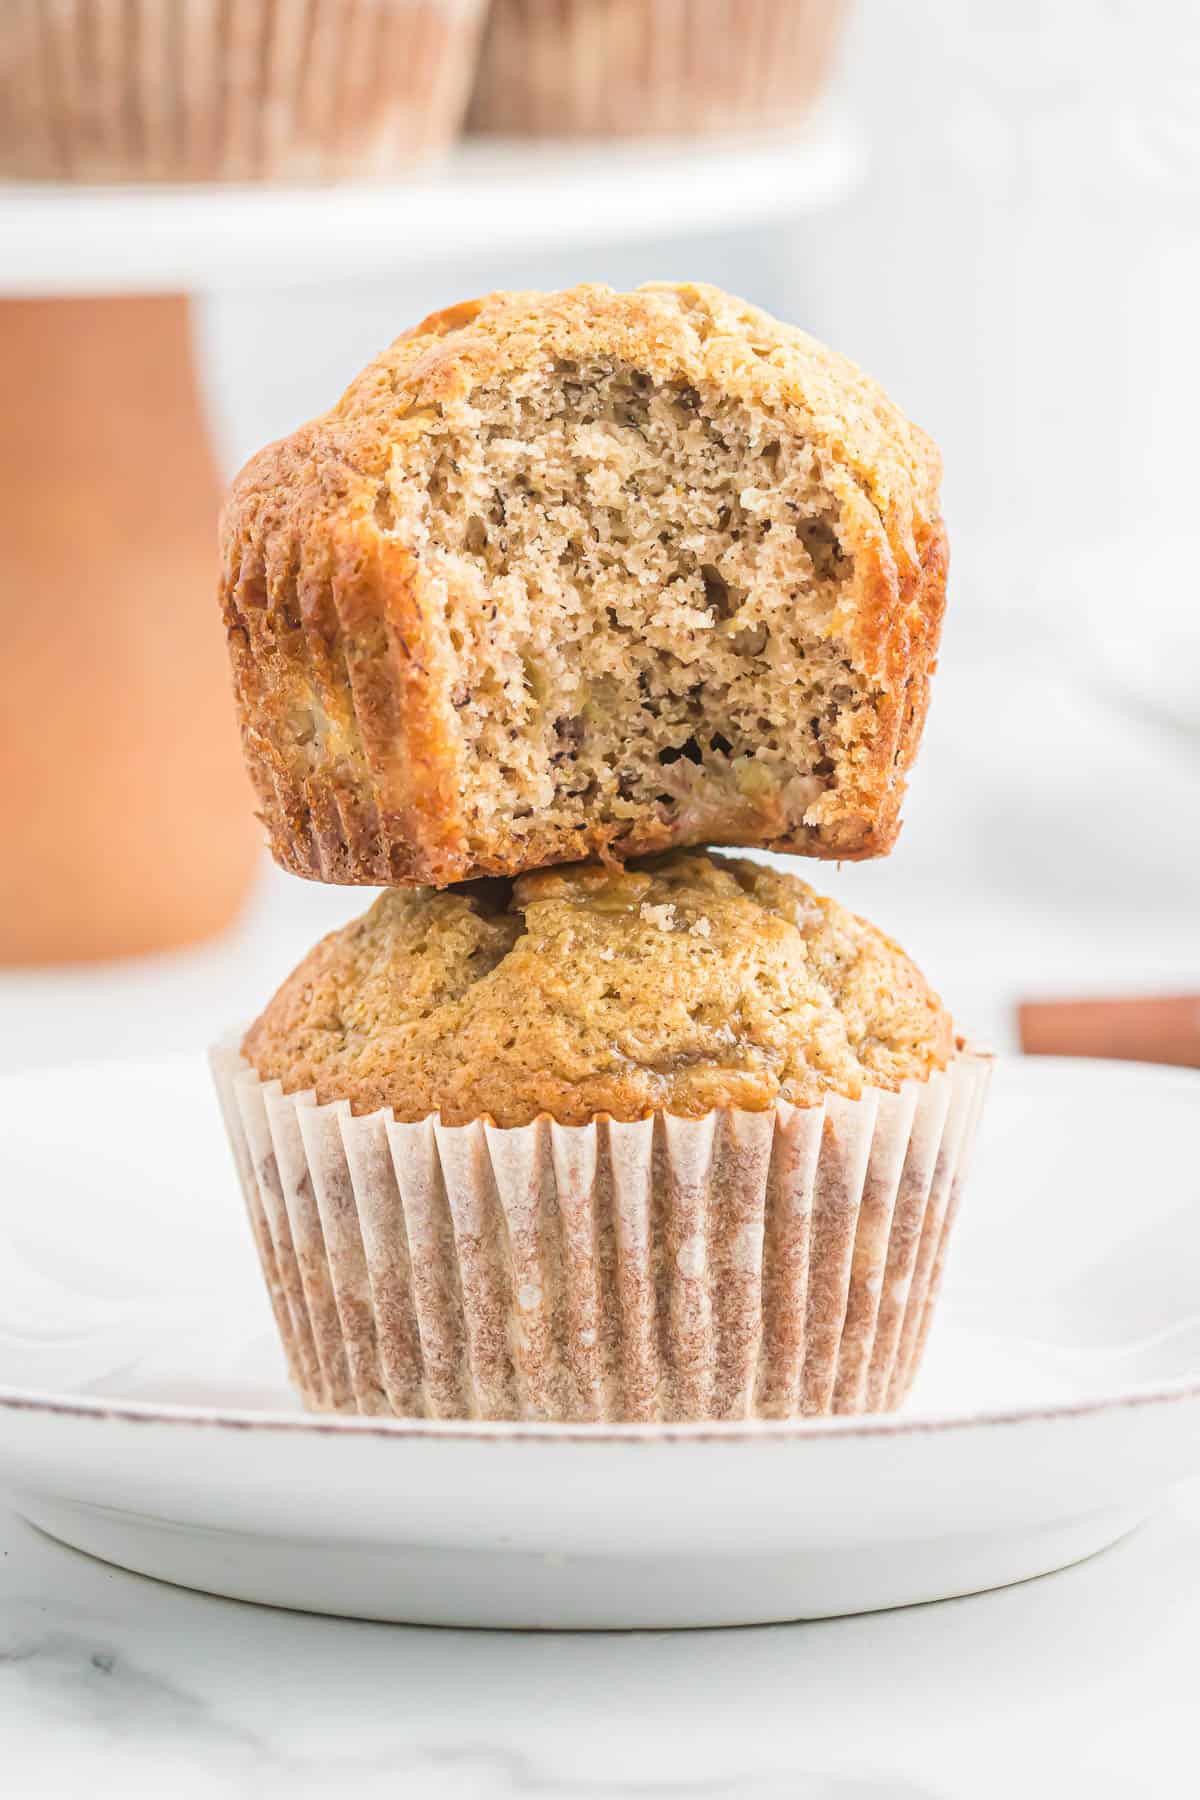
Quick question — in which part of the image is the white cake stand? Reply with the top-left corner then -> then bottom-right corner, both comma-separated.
2,111 -> 861,294
0,113 -> 861,962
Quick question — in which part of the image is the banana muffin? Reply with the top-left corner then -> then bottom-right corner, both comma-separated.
1,0 -> 488,183
242,850 -> 953,1126
217,853 -> 990,1423
220,283 -> 948,887
468,0 -> 845,139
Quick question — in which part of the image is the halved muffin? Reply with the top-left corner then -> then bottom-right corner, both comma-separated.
221,283 -> 948,886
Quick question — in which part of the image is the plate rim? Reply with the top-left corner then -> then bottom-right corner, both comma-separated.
3,1050 -> 1199,1447
3,1374 -> 1200,1443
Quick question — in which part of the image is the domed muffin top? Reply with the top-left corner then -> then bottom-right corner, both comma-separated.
242,850 -> 953,1128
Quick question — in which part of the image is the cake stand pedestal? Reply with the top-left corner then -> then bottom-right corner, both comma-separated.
0,294 -> 261,964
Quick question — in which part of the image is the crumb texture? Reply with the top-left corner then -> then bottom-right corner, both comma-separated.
405,358 -> 866,857
242,850 -> 953,1126
221,283 -> 948,886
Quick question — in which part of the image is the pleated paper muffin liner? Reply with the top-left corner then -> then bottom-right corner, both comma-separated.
1,0 -> 487,183
211,1039 -> 991,1423
468,0 -> 845,139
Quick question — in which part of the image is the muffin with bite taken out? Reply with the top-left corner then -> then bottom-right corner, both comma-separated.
219,282 -> 948,887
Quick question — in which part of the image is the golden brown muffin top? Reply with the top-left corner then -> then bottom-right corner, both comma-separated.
243,851 -> 952,1127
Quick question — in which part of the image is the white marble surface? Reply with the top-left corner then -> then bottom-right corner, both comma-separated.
2,1482 -> 1199,1798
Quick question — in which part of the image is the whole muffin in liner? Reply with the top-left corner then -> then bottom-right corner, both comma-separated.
468,0 -> 845,138
210,1041 -> 991,1422
1,0 -> 487,183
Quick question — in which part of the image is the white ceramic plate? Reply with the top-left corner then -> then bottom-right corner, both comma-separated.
1,1054 -> 1198,1630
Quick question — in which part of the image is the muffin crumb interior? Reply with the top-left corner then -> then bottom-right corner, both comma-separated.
379,361 -> 873,857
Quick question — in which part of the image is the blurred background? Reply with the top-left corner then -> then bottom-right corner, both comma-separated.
2,0 -> 1198,1071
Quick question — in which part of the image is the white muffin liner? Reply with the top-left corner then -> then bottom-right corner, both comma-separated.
1,0 -> 487,183
468,0 -> 845,139
210,1041 -> 992,1422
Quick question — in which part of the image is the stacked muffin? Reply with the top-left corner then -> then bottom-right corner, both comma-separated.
212,282 -> 991,1422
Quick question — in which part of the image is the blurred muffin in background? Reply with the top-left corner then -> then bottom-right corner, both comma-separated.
0,0 -> 488,182
468,0 -> 845,138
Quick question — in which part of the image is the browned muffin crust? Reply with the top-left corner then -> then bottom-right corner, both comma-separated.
242,850 -> 953,1128
220,283 -> 948,888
